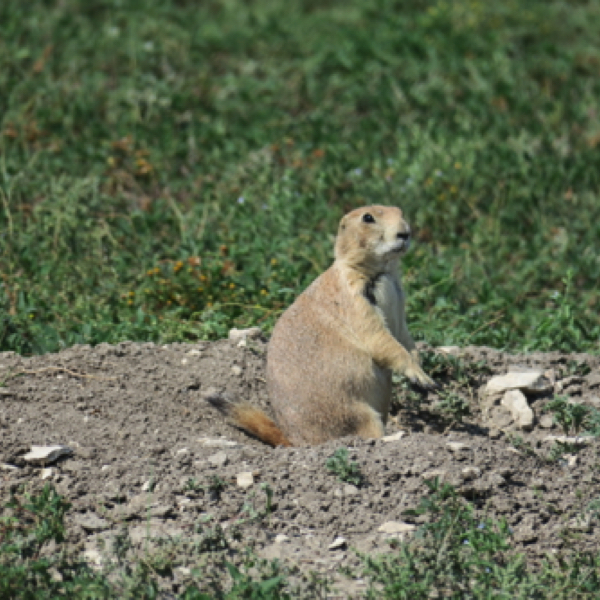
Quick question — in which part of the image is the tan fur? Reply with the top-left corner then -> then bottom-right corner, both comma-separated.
213,205 -> 436,446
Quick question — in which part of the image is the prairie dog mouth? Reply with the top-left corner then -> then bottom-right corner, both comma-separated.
387,239 -> 410,254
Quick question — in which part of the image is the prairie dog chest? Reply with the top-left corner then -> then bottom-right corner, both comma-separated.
368,274 -> 403,340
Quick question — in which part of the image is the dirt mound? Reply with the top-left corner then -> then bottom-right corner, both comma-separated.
1,338 -> 599,595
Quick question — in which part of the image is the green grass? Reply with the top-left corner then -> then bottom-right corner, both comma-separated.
5,480 -> 600,599
0,484 -> 327,598
359,478 -> 600,599
1,0 -> 599,354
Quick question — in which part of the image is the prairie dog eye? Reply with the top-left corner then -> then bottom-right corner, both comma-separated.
362,213 -> 375,223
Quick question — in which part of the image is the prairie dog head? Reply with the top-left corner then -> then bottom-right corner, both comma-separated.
334,205 -> 411,273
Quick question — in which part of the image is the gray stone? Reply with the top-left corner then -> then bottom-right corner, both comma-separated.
461,466 -> 481,481
228,327 -> 262,342
236,471 -> 254,489
544,435 -> 594,445
382,431 -> 405,442
1,463 -> 20,471
565,454 -> 578,467
377,521 -> 416,534
485,372 -> 552,395
40,467 -> 55,480
207,452 -> 228,467
24,445 -> 73,465
343,484 -> 359,496
501,390 -> 534,430
83,548 -> 104,568
437,346 -> 461,355
539,414 -> 554,429
198,437 -> 240,448
422,469 -> 447,481
446,441 -> 472,459
328,536 -> 347,550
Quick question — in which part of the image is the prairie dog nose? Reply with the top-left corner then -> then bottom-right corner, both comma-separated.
396,229 -> 411,241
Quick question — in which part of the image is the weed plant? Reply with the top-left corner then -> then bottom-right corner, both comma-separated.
545,396 -> 600,438
1,0 -> 599,354
326,447 -> 364,487
360,478 -> 600,599
0,484 -> 327,599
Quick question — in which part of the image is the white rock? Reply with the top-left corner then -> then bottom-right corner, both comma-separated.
274,534 -> 290,544
83,548 -> 104,568
382,431 -> 405,442
231,365 -> 243,376
544,435 -> 594,445
237,339 -> 247,348
181,358 -> 189,365
539,414 -> 554,429
40,467 -> 55,480
446,441 -> 472,453
378,521 -> 416,534
187,349 -> 202,356
422,469 -> 447,480
23,445 -> 73,465
343,484 -> 359,496
208,452 -> 228,467
328,536 -> 347,550
141,480 -> 152,491
228,327 -> 262,342
501,390 -> 534,430
461,466 -> 481,481
438,346 -> 461,355
177,448 -> 188,454
236,471 -> 254,489
1,464 -> 20,471
565,454 -> 578,467
198,437 -> 240,448
485,372 -> 551,395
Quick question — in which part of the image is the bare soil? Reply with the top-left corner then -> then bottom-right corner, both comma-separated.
1,338 -> 600,596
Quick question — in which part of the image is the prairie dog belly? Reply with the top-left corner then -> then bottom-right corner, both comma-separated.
372,274 -> 403,340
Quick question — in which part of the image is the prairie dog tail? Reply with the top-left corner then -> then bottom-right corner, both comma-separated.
204,392 -> 292,448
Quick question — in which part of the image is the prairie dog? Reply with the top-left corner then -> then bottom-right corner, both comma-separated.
207,205 -> 436,446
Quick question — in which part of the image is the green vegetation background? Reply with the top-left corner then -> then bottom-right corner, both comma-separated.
1,0 -> 599,355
